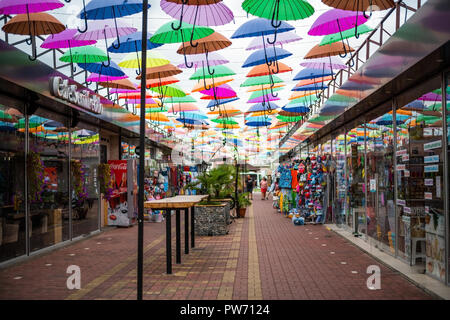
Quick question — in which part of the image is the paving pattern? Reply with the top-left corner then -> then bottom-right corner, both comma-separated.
0,195 -> 434,300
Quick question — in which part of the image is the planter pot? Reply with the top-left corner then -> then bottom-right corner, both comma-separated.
211,198 -> 231,225
238,207 -> 247,218
194,203 -> 229,236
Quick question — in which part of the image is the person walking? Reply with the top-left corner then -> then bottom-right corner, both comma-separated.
260,177 -> 268,200
246,175 -> 254,200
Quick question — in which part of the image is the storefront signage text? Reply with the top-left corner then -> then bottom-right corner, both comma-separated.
424,179 -> 434,186
424,155 -> 439,164
50,76 -> 103,114
396,149 -> 407,156
397,199 -> 406,206
424,192 -> 432,200
423,140 -> 442,151
424,165 -> 439,173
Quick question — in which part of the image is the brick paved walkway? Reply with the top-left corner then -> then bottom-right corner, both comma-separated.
0,195 -> 433,300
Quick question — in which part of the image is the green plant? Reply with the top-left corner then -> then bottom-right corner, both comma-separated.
186,164 -> 236,202
71,160 -> 87,206
98,163 -> 113,200
238,192 -> 252,208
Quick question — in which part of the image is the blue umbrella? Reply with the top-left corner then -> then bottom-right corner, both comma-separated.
403,100 -> 426,111
108,31 -> 163,52
77,61 -> 125,77
177,112 -> 209,120
374,114 -> 408,125
319,104 -> 346,116
176,118 -> 209,126
293,68 -> 333,80
246,120 -> 271,127
246,102 -> 280,113
282,105 -> 310,113
292,83 -> 328,92
231,18 -> 294,41
242,47 -> 292,68
207,97 -> 239,111
77,0 -> 150,45
0,121 -> 16,132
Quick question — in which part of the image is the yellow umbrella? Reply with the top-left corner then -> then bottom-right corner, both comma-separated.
216,123 -> 240,129
119,51 -> 170,69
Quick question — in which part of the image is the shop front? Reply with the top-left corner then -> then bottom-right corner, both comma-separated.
0,39 -> 172,264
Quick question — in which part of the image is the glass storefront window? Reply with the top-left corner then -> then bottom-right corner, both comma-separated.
446,74 -> 450,286
334,134 -> 346,226
346,126 -> 366,235
71,126 -> 100,238
366,111 -> 396,254
28,112 -> 70,252
0,105 -> 26,262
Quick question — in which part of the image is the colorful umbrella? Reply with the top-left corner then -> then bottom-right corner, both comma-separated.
242,47 -> 292,68
320,24 -> 372,46
87,73 -> 128,82
242,0 -> 314,28
246,31 -> 302,50
73,19 -> 137,67
178,52 -> 229,69
78,60 -> 125,77
247,62 -> 292,77
118,51 -> 170,72
136,64 -> 182,80
241,75 -> 283,87
160,0 -> 233,27
2,12 -> 65,60
304,42 -> 354,59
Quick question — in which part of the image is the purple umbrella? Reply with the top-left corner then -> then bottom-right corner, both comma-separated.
125,98 -> 157,104
246,31 -> 302,50
418,92 -> 442,102
177,52 -> 228,69
87,73 -> 128,82
160,0 -> 234,27
247,93 -> 280,104
0,0 -> 64,14
73,19 -> 137,67
110,88 -> 141,94
308,9 -> 368,36
300,56 -> 347,71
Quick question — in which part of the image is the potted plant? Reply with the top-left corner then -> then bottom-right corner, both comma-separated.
237,192 -> 252,218
186,164 -> 237,236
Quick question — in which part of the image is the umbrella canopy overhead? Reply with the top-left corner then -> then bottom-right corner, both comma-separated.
231,18 -> 295,39
2,12 -> 65,36
242,47 -> 292,67
242,0 -> 315,22
246,31 -> 302,50
41,29 -> 96,49
308,9 -> 368,36
247,62 -> 292,77
304,42 -> 354,59
136,63 -> 182,80
176,31 -> 232,55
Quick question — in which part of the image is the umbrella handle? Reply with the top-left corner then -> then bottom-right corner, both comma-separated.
111,9 -> 121,50
267,29 -> 278,45
205,50 -> 215,76
363,0 -> 373,19
270,0 -> 282,28
102,33 -> 111,67
171,0 -> 187,31
77,0 -> 88,34
28,36 -> 37,61
135,43 -> 141,75
25,37 -> 32,45
181,37 -> 193,68
63,0 -> 71,2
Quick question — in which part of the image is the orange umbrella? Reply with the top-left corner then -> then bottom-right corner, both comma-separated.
247,62 -> 292,77
216,123 -> 240,129
295,76 -> 333,87
146,113 -> 169,122
207,105 -> 240,115
322,0 -> 395,11
99,79 -> 136,90
191,77 -> 233,92
139,76 -> 180,88
176,32 -> 232,55
335,88 -> 361,98
289,91 -> 315,100
167,103 -> 199,113
304,42 -> 354,59
119,93 -> 153,100
278,110 -> 305,117
216,110 -> 243,118
247,83 -> 285,92
118,114 -> 140,122
136,64 -> 182,80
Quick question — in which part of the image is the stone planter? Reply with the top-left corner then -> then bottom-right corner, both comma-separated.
194,202 -> 229,236
211,198 -> 232,225
238,207 -> 247,218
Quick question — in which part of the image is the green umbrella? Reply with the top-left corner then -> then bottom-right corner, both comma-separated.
327,94 -> 357,103
149,84 -> 186,98
59,46 -> 108,63
249,86 -> 283,99
416,115 -> 441,123
242,0 -> 314,25
211,118 -> 238,125
0,110 -> 14,123
146,107 -> 168,113
288,95 -> 319,105
150,21 -> 214,44
190,65 -> 235,80
104,106 -> 130,113
240,75 -> 283,87
320,25 -> 372,46
14,116 -> 44,129
277,115 -> 303,122
165,96 -> 197,104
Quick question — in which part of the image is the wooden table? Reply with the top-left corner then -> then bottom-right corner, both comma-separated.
144,195 -> 208,274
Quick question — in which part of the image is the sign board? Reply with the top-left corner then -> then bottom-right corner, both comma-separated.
424,165 -> 439,173
404,170 -> 410,177
423,140 -> 442,151
436,176 -> 441,198
424,179 -> 434,186
397,199 -> 406,206
424,192 -> 433,200
49,76 -> 103,114
402,154 -> 409,162
369,179 -> 376,192
404,207 -> 411,214
396,164 -> 406,171
396,149 -> 407,156
424,155 -> 439,163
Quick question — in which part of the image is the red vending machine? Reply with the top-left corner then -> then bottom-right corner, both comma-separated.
107,159 -> 137,226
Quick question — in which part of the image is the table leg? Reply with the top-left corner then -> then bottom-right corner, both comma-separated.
166,209 -> 172,274
184,208 -> 189,254
191,206 -> 195,248
176,209 -> 181,264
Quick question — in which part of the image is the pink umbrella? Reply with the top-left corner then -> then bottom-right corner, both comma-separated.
246,31 -> 302,50
0,0 -> 64,14
167,104 -> 199,113
73,19 -> 137,67
200,83 -> 236,99
41,29 -> 95,49
87,73 -> 128,82
160,0 -> 234,27
110,88 -> 141,94
308,9 -> 368,36
125,98 -> 157,104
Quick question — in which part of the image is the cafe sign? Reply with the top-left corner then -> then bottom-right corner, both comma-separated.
49,76 -> 103,114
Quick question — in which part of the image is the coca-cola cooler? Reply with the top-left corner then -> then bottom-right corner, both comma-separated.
107,159 -> 138,226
